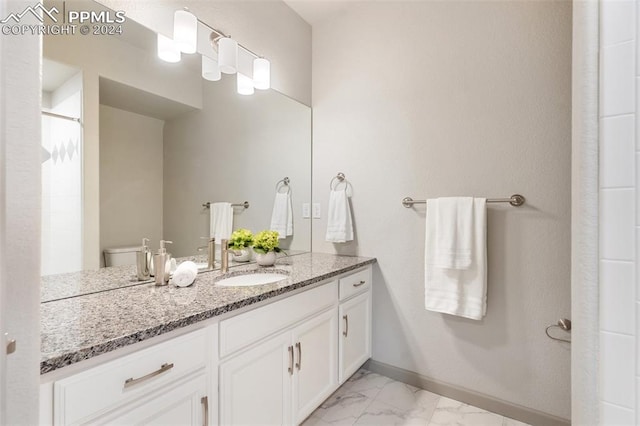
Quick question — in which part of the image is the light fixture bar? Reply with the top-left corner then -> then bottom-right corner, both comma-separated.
193,15 -> 263,60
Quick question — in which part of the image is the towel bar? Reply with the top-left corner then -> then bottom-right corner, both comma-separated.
401,194 -> 525,208
202,201 -> 249,209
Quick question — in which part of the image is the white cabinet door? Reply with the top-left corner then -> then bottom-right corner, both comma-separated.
99,373 -> 209,426
339,291 -> 372,383
219,332 -> 293,425
292,308 -> 338,424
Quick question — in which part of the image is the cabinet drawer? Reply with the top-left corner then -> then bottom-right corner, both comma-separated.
339,268 -> 371,301
219,281 -> 338,358
53,328 -> 209,425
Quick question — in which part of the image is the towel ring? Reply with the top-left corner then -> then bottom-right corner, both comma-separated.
330,172 -> 350,190
545,318 -> 571,343
275,177 -> 290,194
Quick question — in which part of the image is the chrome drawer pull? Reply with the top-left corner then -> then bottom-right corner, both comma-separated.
288,345 -> 294,375
295,342 -> 302,370
353,280 -> 366,287
201,396 -> 209,426
123,362 -> 174,389
343,315 -> 348,337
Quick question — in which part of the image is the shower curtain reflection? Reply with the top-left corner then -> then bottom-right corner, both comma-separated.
41,85 -> 83,275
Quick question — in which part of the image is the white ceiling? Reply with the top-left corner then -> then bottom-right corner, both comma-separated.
283,0 -> 351,26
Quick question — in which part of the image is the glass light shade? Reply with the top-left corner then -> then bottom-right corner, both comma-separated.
174,10 -> 197,54
157,33 -> 181,63
202,55 -> 221,81
218,37 -> 238,74
253,58 -> 270,90
237,73 -> 254,95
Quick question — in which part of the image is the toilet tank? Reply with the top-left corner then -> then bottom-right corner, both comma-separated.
103,246 -> 139,267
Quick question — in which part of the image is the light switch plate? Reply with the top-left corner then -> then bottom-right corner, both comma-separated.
302,203 -> 311,219
313,203 -> 321,219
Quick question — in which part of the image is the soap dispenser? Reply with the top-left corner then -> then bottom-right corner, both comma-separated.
136,238 -> 152,281
154,240 -> 173,286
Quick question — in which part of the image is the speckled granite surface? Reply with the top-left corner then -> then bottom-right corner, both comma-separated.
41,252 -> 375,374
41,251 -> 308,302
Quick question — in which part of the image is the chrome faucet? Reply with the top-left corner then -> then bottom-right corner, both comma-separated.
197,237 -> 216,270
221,239 -> 230,274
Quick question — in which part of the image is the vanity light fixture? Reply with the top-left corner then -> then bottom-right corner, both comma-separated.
237,73 -> 255,96
253,57 -> 270,90
202,55 -> 221,81
236,47 -> 255,95
218,37 -> 239,74
157,33 -> 181,63
159,8 -> 271,95
173,10 -> 198,54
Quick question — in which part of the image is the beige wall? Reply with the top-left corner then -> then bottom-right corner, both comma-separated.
99,105 -> 165,262
163,76 -> 312,257
98,0 -> 312,106
311,1 -> 572,420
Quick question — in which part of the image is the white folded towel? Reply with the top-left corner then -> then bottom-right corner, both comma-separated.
432,197 -> 473,269
270,192 -> 293,239
325,189 -> 353,243
425,198 -> 487,320
210,202 -> 233,241
172,261 -> 198,287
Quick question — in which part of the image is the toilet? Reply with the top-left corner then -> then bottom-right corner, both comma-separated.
103,246 -> 140,267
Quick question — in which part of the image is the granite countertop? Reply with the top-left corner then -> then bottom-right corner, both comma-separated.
41,250 -> 309,303
41,252 -> 376,374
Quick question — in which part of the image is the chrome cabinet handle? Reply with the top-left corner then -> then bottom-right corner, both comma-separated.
343,315 -> 348,337
295,342 -> 302,370
123,362 -> 174,389
353,280 -> 366,287
288,345 -> 294,375
201,396 -> 209,426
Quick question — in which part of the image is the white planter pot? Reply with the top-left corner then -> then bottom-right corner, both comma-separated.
255,251 -> 276,267
232,247 -> 252,262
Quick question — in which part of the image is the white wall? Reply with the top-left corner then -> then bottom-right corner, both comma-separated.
312,1 -> 572,420
599,1 -> 638,423
98,0 -> 312,106
0,1 -> 42,423
99,105 -> 165,261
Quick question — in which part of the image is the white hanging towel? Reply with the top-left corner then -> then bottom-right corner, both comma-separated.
425,197 -> 487,320
433,197 -> 474,269
270,192 -> 293,239
209,202 -> 233,241
325,189 -> 353,243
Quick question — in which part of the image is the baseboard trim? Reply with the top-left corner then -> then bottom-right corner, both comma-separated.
364,359 -> 570,426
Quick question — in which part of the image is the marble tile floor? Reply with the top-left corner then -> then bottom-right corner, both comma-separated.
302,369 -> 530,426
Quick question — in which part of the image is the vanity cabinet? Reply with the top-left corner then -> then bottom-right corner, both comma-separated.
97,374 -> 209,425
41,264 -> 373,426
219,283 -> 339,425
45,327 -> 216,425
338,269 -> 372,383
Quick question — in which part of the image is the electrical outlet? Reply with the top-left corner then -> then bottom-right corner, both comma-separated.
302,203 -> 311,219
313,203 -> 321,219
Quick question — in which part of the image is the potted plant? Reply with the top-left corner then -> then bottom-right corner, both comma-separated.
252,230 -> 282,266
229,228 -> 254,262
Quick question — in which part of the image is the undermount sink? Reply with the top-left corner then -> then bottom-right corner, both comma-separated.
215,270 -> 289,287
